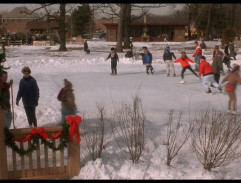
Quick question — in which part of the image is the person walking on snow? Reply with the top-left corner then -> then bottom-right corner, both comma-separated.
141,46 -> 154,74
163,45 -> 176,77
193,41 -> 202,72
221,64 -> 241,115
174,51 -> 200,84
16,67 -> 39,128
0,71 -> 13,128
198,56 -> 222,94
105,47 -> 119,75
57,79 -> 77,125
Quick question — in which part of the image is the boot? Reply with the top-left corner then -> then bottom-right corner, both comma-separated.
206,88 -> 212,94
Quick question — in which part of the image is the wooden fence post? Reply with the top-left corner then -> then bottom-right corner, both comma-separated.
0,110 -> 8,179
68,130 -> 81,178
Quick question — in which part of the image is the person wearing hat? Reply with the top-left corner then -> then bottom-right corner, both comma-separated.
163,45 -> 176,77
16,66 -> 39,127
174,51 -> 200,84
198,56 -> 222,94
221,64 -> 241,115
57,79 -> 77,125
140,46 -> 154,74
192,41 -> 202,72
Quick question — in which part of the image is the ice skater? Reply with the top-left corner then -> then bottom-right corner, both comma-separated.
163,45 -> 176,77
174,51 -> 200,84
140,46 -> 154,74
221,64 -> 241,115
198,56 -> 222,94
105,47 -> 119,75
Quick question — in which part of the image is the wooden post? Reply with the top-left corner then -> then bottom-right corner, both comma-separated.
68,130 -> 80,178
0,111 -> 8,179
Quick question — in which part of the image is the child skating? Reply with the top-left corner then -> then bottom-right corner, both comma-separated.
174,51 -> 200,84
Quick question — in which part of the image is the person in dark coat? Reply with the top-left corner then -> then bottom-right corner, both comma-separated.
84,39 -> 90,54
223,43 -> 232,71
212,45 -> 224,76
211,46 -> 224,84
229,41 -> 237,60
16,67 -> 39,127
163,45 -> 176,77
141,46 -> 154,74
0,71 -> 13,128
105,47 -> 119,75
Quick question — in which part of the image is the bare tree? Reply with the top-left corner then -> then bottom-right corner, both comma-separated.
204,4 -> 213,41
190,109 -> 241,171
80,103 -> 108,161
111,93 -> 145,164
164,110 -> 193,166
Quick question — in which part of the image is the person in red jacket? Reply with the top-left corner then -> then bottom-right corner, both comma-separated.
174,51 -> 200,84
193,41 -> 202,72
198,56 -> 222,94
221,64 -> 241,115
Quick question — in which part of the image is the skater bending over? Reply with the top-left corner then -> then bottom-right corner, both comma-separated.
174,51 -> 200,84
199,56 -> 222,94
221,64 -> 241,115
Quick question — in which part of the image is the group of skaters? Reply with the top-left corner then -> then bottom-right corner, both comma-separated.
104,40 -> 241,115
0,41 -> 240,130
0,67 -> 77,129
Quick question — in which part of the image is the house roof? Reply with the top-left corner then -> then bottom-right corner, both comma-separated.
2,7 -> 39,19
102,14 -> 188,26
26,21 -> 59,30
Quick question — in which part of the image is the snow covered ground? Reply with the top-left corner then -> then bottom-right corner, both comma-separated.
4,39 -> 241,179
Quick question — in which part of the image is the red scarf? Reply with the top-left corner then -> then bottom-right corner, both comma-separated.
57,88 -> 68,101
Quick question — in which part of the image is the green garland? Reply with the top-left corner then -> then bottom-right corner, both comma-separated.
4,122 -> 70,156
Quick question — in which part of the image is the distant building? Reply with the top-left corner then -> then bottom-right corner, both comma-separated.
103,14 -> 188,42
1,7 -> 39,34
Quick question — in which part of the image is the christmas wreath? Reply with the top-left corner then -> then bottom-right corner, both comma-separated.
4,115 -> 81,156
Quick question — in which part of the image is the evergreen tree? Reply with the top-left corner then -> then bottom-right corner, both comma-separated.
70,4 -> 92,37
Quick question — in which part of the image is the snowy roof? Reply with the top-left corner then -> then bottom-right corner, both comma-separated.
2,7 -> 39,19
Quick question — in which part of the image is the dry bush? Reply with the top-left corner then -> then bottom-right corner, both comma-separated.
80,103 -> 108,161
111,93 -> 145,164
190,109 -> 241,171
164,110 -> 193,166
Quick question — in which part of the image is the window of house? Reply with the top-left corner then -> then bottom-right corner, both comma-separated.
177,30 -> 183,38
109,30 -> 114,38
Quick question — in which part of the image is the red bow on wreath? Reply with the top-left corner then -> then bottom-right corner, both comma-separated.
65,115 -> 81,143
12,127 -> 48,142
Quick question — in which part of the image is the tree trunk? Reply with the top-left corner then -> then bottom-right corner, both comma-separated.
58,4 -> 67,51
116,4 -> 128,52
230,4 -> 237,27
123,4 -> 131,49
205,4 -> 213,41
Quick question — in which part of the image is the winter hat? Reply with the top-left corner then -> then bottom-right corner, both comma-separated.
233,64 -> 240,72
22,66 -> 31,74
215,45 -> 219,49
200,56 -> 206,60
166,45 -> 170,51
64,79 -> 73,89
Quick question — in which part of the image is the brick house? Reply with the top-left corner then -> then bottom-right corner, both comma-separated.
103,14 -> 188,42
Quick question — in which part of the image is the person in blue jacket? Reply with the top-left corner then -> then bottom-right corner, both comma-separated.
141,46 -> 154,74
16,66 -> 39,127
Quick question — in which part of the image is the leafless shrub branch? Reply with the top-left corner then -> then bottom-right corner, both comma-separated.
165,110 -> 193,166
190,109 -> 241,171
111,92 -> 145,164
80,103 -> 108,161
